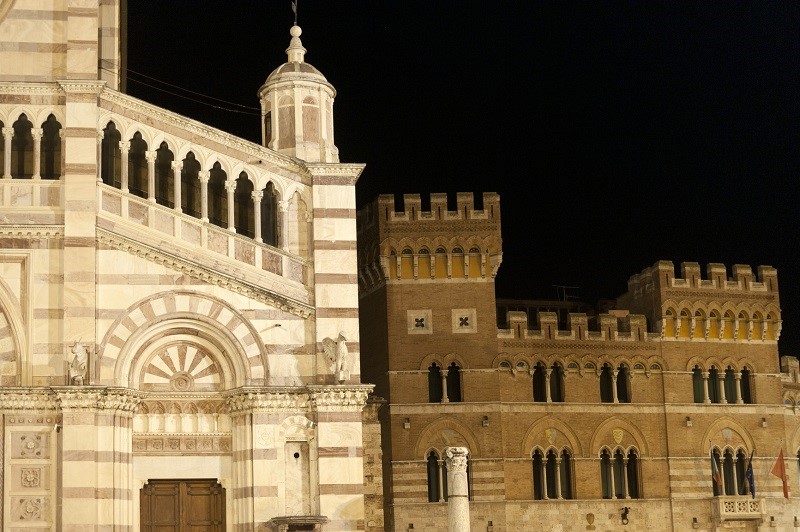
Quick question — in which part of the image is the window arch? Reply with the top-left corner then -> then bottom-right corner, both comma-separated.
601,447 -> 640,499
600,364 -> 614,403
447,362 -> 462,402
261,182 -> 279,246
427,450 -> 442,502
724,367 -> 737,403
11,114 -> 33,179
692,365 -> 704,403
234,172 -> 254,237
40,114 -> 62,180
616,364 -> 631,403
533,362 -> 565,403
207,162 -> 228,229
550,363 -> 565,402
101,122 -> 122,187
533,448 -> 574,500
181,152 -> 202,218
712,448 -> 749,496
532,363 -> 547,402
740,367 -> 752,404
128,132 -> 148,198
708,366 -> 721,403
428,363 -> 443,403
154,142 -> 174,207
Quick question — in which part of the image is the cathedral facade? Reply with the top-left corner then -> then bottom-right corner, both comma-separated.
358,193 -> 799,532
0,2 -> 374,531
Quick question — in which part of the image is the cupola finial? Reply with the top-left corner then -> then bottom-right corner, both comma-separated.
287,25 -> 306,63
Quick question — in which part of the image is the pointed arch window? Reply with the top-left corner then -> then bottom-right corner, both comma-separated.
600,449 -> 613,499
532,363 -> 547,402
712,448 -> 749,496
40,114 -> 62,180
427,451 -> 441,502
550,364 -> 565,402
692,366 -> 704,403
447,362 -> 462,402
428,363 -> 443,403
535,449 -> 574,499
11,114 -> 33,179
724,367 -> 737,404
600,364 -> 614,403
740,368 -> 752,404
616,365 -> 631,403
234,172 -> 255,237
626,449 -> 641,499
128,132 -> 148,198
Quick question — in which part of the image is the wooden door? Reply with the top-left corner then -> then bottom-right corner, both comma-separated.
141,479 -> 225,531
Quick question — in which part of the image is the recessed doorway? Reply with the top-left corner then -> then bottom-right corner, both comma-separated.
140,478 -> 226,531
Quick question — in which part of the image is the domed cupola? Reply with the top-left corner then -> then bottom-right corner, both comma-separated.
258,25 -> 339,163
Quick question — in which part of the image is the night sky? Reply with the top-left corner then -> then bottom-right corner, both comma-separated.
126,2 -> 799,355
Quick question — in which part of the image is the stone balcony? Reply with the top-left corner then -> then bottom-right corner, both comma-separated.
712,495 -> 766,523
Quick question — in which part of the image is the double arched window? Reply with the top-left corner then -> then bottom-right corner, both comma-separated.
692,365 -> 753,404
532,448 -> 573,499
532,363 -> 565,402
600,447 -> 641,499
599,364 -> 630,403
2,113 -> 63,180
427,362 -> 462,402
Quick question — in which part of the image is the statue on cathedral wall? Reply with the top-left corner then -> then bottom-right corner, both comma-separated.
68,340 -> 89,385
322,332 -> 350,383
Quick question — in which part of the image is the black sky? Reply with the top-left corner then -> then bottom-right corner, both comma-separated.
126,2 -> 799,355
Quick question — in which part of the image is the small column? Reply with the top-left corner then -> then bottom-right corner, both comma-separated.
31,128 -> 43,179
96,132 -> 104,182
145,150 -> 157,202
445,447 -> 471,532
734,374 -> 743,404
119,141 -> 130,192
278,199 -> 289,250
540,459 -> 549,500
198,170 -> 210,222
718,373 -> 727,403
611,369 -> 619,404
438,460 -> 445,502
608,459 -> 616,499
622,458 -> 630,499
702,371 -> 711,403
171,161 -> 183,212
252,190 -> 264,242
225,180 -> 236,231
545,368 -> 553,403
555,456 -> 563,499
2,127 -> 12,178
441,369 -> 449,403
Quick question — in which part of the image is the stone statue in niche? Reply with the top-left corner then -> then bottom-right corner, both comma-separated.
68,340 -> 89,385
322,333 -> 349,383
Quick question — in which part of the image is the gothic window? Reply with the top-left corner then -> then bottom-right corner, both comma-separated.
207,162 -> 228,229
181,152 -> 202,218
154,142 -> 174,207
737,312 -> 749,340
234,172 -> 254,237
708,366 -> 720,403
740,368 -> 752,404
532,363 -> 547,402
626,449 -> 641,499
40,114 -> 61,180
535,449 -> 575,499
447,362 -> 462,402
428,363 -> 442,403
712,448 -> 749,496
532,450 -> 545,499
617,365 -> 630,403
599,364 -> 614,403
261,182 -> 279,246
613,449 -> 626,499
560,449 -> 574,499
550,364 -> 565,402
11,114 -> 33,178
128,132 -> 148,198
692,366 -> 704,403
427,451 -> 440,502
600,449 -> 613,499
263,111 -> 272,145
101,122 -> 122,187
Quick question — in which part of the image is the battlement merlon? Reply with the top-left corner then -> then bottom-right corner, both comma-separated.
625,261 -> 779,295
372,192 -> 501,223
498,310 -> 656,342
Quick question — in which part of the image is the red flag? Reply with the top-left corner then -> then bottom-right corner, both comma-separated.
771,449 -> 789,499
711,451 -> 723,490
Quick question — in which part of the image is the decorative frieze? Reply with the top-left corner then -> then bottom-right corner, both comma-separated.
308,385 -> 372,412
224,388 -> 310,414
132,434 -> 231,455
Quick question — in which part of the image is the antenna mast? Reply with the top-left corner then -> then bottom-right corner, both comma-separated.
292,0 -> 298,25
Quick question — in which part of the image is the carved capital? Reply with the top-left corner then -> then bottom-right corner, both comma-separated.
445,446 -> 470,472
278,200 -> 289,213
118,141 -> 130,153
30,128 -> 43,141
224,388 -> 310,415
308,385 -> 372,412
144,150 -> 157,163
198,170 -> 210,183
0,390 -> 57,411
224,180 -> 237,192
170,161 -> 183,172
252,190 -> 264,202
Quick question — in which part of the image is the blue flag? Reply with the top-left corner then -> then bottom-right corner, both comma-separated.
744,451 -> 755,498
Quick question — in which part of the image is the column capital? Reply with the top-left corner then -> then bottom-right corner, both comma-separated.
97,131 -> 105,143
224,180 -> 237,192
198,170 -> 210,182
118,140 -> 130,153
144,150 -> 157,163
444,446 -> 469,473
2,126 -> 13,137
252,190 -> 264,201
278,199 -> 289,213
170,160 -> 183,171
31,127 -> 43,140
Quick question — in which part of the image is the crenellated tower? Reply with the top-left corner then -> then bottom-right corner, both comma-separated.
258,25 -> 339,163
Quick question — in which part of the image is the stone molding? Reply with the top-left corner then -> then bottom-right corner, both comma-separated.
0,226 -> 63,238
0,82 -> 62,95
52,386 -> 142,412
224,388 -> 311,414
56,80 -> 106,95
0,390 -> 57,411
308,385 -> 373,412
97,229 -> 314,318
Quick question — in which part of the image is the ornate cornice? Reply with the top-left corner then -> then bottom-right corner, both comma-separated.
57,80 -> 105,95
308,385 -> 373,412
0,226 -> 63,238
99,89 -> 306,178
223,387 -> 311,414
498,341 -> 658,351
0,82 -> 62,96
305,163 -> 365,181
52,386 -> 143,412
0,389 -> 57,411
97,229 -> 315,319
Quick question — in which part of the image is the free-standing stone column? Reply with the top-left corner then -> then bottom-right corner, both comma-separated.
445,446 -> 470,532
